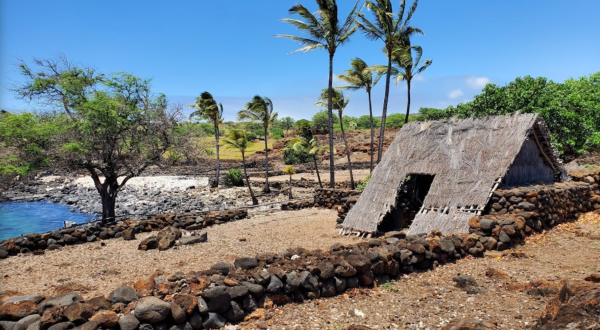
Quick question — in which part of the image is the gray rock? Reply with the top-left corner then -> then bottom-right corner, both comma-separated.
334,277 -> 347,293
299,271 -> 318,291
39,293 -> 83,314
170,303 -> 186,324
188,312 -> 202,330
385,237 -> 399,244
318,262 -> 335,279
24,321 -> 39,330
139,324 -> 153,330
169,323 -> 192,330
46,322 -> 74,330
346,276 -> 359,288
201,287 -> 231,313
134,297 -> 171,323
13,315 -> 40,330
226,286 -> 248,299
498,230 -> 511,243
320,280 -> 336,297
283,272 -> 301,294
241,282 -> 264,297
233,257 -> 258,270
196,297 -> 208,314
138,236 -> 159,250
0,250 -> 8,259
4,296 -> 42,304
242,295 -> 257,312
209,262 -> 232,276
479,219 -> 496,231
518,202 -> 536,211
438,238 -> 455,253
266,275 -> 283,293
178,233 -> 207,246
224,301 -> 244,322
117,314 -> 140,330
202,313 -> 226,329
0,321 -> 16,330
109,286 -> 138,304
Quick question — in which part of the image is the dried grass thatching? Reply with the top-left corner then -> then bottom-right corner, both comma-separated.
342,113 -> 566,235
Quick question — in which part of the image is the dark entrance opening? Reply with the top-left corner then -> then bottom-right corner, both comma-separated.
377,174 -> 435,233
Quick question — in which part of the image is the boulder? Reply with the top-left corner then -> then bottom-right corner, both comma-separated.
138,236 -> 159,250
158,227 -> 181,251
0,300 -> 39,321
122,229 -> 136,241
109,286 -> 138,304
169,303 -> 186,324
233,258 -> 258,270
201,312 -> 226,329
89,310 -> 119,328
13,315 -> 40,330
178,233 -> 207,246
200,287 -> 231,314
134,297 -> 171,323
224,301 -> 244,322
117,313 -> 140,330
172,294 -> 198,315
209,262 -> 233,276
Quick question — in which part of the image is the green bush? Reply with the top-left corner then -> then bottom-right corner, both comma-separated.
270,128 -> 284,140
223,169 -> 244,187
283,149 -> 313,165
246,132 -> 257,141
357,175 -> 371,191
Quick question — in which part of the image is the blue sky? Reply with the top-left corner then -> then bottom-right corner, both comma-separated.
1,1 -> 599,121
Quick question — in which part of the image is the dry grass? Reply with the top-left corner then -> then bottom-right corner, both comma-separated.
199,136 -> 274,160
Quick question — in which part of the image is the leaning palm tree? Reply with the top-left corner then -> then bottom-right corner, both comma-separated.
316,88 -> 355,189
275,0 -> 360,188
222,129 -> 258,205
392,45 -> 432,124
237,95 -> 278,193
356,0 -> 422,163
337,58 -> 385,173
288,136 -> 325,188
189,92 -> 223,188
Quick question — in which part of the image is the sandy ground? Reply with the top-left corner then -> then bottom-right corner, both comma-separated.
71,175 -> 210,190
0,209 -> 356,299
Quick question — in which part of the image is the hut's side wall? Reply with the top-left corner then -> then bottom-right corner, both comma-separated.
503,138 -> 555,186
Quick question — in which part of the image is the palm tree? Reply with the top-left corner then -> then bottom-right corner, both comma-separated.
275,0 -> 360,188
356,0 -> 422,163
392,45 -> 432,124
337,58 -> 384,173
222,129 -> 258,205
316,88 -> 355,189
189,91 -> 223,188
283,165 -> 295,199
238,95 -> 278,193
289,137 -> 325,188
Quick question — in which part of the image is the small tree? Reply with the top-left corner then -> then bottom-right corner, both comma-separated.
238,95 -> 278,193
283,165 -> 295,199
280,116 -> 296,133
12,57 -> 185,222
223,129 -> 258,205
189,92 -> 223,188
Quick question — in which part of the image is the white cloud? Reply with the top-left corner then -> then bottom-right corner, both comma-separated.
465,76 -> 491,89
447,89 -> 464,99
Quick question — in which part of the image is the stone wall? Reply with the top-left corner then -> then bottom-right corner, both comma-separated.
0,209 -> 248,258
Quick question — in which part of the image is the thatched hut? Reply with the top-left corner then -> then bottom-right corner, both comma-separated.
341,113 -> 567,236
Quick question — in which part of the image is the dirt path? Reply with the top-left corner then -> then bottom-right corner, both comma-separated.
251,169 -> 371,183
0,209 -> 357,299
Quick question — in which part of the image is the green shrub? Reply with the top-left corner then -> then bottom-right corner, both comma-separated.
357,175 -> 371,191
223,169 -> 244,187
283,149 -> 313,165
246,132 -> 257,141
270,128 -> 284,140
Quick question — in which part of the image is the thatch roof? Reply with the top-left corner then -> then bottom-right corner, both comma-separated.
342,113 -> 566,235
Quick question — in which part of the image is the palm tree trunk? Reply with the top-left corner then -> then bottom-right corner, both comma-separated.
367,89 -> 374,173
263,126 -> 270,193
214,122 -> 220,188
241,151 -> 258,205
327,52 -> 335,188
338,112 -> 355,189
378,52 -> 393,164
404,79 -> 411,124
313,157 -> 323,189
288,175 -> 293,199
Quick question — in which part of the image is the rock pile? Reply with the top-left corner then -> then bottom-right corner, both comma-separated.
0,209 -> 247,258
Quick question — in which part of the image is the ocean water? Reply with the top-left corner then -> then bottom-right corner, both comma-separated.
0,202 -> 95,241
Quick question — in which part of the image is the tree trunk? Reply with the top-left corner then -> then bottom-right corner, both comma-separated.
327,52 -> 335,188
313,157 -> 323,189
241,151 -> 258,205
367,89 -> 374,173
288,175 -> 293,199
378,52 -> 393,163
339,111 -> 355,189
263,126 -> 270,193
99,175 -> 119,224
214,122 -> 220,188
404,79 -> 412,124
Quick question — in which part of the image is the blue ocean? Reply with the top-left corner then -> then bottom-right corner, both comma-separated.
0,202 -> 95,241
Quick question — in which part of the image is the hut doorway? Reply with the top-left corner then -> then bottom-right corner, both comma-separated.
377,174 -> 435,233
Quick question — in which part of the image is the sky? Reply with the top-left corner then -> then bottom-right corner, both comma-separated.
1,0 -> 599,122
